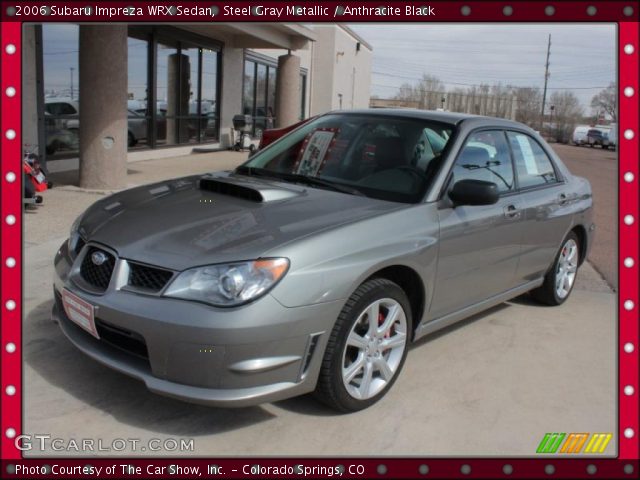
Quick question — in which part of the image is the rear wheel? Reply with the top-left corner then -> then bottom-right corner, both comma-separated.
531,232 -> 580,306
314,278 -> 411,412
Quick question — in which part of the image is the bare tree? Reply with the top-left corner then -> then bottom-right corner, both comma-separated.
393,75 -> 445,110
590,82 -> 616,122
513,87 -> 542,127
550,91 -> 584,143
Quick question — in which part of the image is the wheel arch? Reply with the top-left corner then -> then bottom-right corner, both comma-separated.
365,264 -> 426,341
570,224 -> 588,266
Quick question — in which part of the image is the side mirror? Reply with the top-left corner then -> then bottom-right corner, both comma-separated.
449,179 -> 499,206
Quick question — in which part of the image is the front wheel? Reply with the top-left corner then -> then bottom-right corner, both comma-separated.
531,232 -> 580,306
314,278 -> 412,412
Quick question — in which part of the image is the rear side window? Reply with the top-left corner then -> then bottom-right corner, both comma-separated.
453,130 -> 514,193
507,132 -> 558,188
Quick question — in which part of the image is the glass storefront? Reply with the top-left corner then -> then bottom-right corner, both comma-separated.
242,54 -> 308,138
41,25 -> 222,160
42,24 -> 79,158
243,56 -> 277,138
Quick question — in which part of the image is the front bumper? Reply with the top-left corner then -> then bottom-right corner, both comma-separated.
53,241 -> 344,407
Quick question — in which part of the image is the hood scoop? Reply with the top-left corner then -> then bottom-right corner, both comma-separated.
198,176 -> 302,203
199,177 -> 263,202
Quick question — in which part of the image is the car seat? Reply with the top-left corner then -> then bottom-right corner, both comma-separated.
374,137 -> 408,171
455,146 -> 492,183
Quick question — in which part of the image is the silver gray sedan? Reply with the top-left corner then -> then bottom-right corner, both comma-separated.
53,110 -> 594,412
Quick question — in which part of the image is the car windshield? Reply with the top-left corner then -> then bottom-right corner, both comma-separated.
237,114 -> 453,203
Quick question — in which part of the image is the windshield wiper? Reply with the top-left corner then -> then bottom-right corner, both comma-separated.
235,166 -> 364,196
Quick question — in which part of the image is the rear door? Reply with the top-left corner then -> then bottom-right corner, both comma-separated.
429,129 -> 523,319
506,131 -> 573,282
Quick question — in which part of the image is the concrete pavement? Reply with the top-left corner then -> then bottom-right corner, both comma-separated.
22,151 -> 616,457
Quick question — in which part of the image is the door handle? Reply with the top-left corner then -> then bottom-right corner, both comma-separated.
558,193 -> 568,205
503,204 -> 521,219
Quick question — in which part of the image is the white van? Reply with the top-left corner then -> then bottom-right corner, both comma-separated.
572,125 -> 590,145
606,124 -> 617,149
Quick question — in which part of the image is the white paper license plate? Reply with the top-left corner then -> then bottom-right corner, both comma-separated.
62,288 -> 100,339
35,172 -> 46,184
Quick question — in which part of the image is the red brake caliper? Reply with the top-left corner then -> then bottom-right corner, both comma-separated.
378,312 -> 391,341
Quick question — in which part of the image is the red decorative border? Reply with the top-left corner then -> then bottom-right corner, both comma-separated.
1,19 -> 21,462
1,2 -> 638,478
618,19 -> 639,462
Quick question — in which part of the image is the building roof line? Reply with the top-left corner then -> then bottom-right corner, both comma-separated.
337,24 -> 373,51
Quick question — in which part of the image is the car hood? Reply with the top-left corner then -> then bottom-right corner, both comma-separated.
80,172 -> 404,271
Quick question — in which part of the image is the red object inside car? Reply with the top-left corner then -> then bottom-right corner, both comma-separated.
258,118 -> 314,150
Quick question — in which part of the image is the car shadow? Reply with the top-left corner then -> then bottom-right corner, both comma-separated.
24,299 -> 276,437
277,296 -> 540,417
274,395 -> 341,417
410,301 -> 512,348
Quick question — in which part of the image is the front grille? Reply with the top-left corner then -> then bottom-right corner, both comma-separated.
95,318 -> 149,359
128,262 -> 173,292
80,246 -> 116,291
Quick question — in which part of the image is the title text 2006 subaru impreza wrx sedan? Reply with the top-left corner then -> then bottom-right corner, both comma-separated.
53,110 -> 594,412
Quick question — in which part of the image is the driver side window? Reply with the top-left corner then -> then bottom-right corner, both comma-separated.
452,130 -> 514,193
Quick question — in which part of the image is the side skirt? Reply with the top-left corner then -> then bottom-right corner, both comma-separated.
413,278 -> 544,341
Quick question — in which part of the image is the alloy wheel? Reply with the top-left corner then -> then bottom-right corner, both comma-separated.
555,238 -> 578,299
341,298 -> 407,400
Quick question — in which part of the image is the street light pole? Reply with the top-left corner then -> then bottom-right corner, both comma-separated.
540,34 -> 551,131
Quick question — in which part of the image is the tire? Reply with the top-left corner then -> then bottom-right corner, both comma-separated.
314,278 -> 412,412
530,231 -> 580,306
128,131 -> 136,147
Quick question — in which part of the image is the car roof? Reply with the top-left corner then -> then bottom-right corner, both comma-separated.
332,108 -> 529,129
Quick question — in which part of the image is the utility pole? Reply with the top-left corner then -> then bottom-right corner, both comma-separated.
540,34 -> 551,131
70,67 -> 74,99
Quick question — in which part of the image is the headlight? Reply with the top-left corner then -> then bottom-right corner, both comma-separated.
68,213 -> 85,254
164,258 -> 289,307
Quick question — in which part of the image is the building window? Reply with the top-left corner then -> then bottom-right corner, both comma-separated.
40,25 -> 222,159
243,57 -> 277,138
42,24 -> 79,159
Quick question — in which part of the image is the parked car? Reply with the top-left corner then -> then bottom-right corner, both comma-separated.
586,128 -> 608,148
257,117 -> 314,151
53,110 -> 594,412
571,125 -> 590,145
45,98 -> 162,151
44,98 -> 80,154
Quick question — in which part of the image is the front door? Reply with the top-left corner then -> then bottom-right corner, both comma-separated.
429,130 -> 523,319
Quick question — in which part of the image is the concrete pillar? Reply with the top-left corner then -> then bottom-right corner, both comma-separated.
275,54 -> 300,128
79,25 -> 127,189
166,53 -> 190,144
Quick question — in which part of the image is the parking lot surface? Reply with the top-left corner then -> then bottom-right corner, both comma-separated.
552,143 -> 617,289
22,147 -> 616,457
